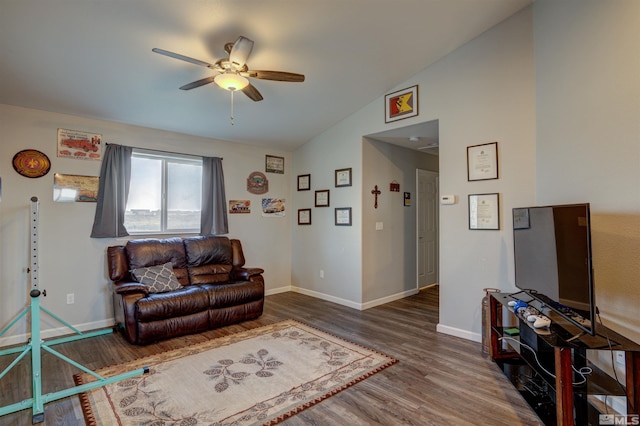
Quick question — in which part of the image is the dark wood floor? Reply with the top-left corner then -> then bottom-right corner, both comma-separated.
0,286 -> 542,425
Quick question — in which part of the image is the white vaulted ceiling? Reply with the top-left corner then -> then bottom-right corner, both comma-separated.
0,0 -> 531,151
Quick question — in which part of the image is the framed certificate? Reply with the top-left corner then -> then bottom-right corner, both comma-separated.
315,189 -> 330,207
335,207 -> 352,226
298,208 -> 311,225
469,193 -> 500,230
297,174 -> 310,191
265,155 -> 284,174
335,168 -> 352,187
467,142 -> 498,181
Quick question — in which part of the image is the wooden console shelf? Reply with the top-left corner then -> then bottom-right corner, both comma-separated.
489,292 -> 640,425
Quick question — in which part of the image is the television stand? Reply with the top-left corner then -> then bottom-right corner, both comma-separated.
566,331 -> 585,343
490,292 -> 640,425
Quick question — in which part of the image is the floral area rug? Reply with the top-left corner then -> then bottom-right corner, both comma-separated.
74,319 -> 397,425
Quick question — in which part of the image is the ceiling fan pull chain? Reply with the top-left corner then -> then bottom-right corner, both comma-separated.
230,89 -> 235,125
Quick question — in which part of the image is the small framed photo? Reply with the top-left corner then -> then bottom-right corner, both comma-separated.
265,155 -> 284,174
335,168 -> 352,187
298,208 -> 311,225
513,208 -> 530,230
315,189 -> 330,207
297,174 -> 311,191
469,193 -> 500,230
335,207 -> 352,226
384,85 -> 418,123
467,142 -> 498,181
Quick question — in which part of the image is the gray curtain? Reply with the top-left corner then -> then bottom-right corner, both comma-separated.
90,144 -> 132,238
201,156 -> 228,235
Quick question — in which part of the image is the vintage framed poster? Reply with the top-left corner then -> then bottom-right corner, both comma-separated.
298,208 -> 311,225
335,168 -> 352,187
469,193 -> 500,230
297,174 -> 311,191
57,128 -> 102,161
335,207 -> 352,226
265,155 -> 284,174
229,200 -> 251,214
315,189 -> 330,207
53,173 -> 98,202
384,85 -> 418,123
467,142 -> 498,181
261,198 -> 285,217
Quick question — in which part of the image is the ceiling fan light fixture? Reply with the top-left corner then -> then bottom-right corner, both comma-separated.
214,72 -> 249,91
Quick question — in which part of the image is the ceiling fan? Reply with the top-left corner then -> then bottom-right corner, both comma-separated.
152,36 -> 305,102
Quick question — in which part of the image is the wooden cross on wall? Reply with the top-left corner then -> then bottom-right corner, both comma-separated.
371,185 -> 381,208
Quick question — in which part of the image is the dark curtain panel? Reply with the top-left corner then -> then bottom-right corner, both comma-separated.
201,156 -> 228,235
90,144 -> 132,238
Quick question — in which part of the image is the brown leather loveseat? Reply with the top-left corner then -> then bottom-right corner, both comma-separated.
107,235 -> 264,345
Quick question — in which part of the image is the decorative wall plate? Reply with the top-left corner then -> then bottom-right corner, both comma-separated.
13,149 -> 51,178
246,171 -> 269,194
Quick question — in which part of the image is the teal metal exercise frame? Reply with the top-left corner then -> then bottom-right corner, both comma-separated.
0,197 -> 148,424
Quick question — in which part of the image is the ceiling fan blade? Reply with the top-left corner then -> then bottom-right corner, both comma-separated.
229,36 -> 254,69
152,48 -> 213,68
242,83 -> 263,102
179,76 -> 216,90
244,70 -> 305,82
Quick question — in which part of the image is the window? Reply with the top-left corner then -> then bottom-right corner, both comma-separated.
124,150 -> 202,234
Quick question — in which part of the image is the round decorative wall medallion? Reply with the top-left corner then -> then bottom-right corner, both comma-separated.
246,171 -> 269,194
12,149 -> 51,178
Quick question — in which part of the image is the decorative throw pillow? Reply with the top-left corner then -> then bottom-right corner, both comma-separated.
131,262 -> 181,294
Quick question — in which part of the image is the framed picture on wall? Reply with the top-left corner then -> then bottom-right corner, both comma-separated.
468,193 -> 500,230
298,208 -> 311,225
467,142 -> 498,181
265,155 -> 284,174
335,207 -> 352,226
297,174 -> 311,191
335,168 -> 352,187
384,85 -> 419,123
315,189 -> 330,207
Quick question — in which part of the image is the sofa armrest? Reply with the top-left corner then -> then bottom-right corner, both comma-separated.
230,267 -> 264,281
114,281 -> 150,297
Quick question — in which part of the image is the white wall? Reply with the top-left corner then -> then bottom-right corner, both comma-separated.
534,0 -> 640,343
0,104 -> 292,345
292,7 -> 535,330
290,118 -> 364,306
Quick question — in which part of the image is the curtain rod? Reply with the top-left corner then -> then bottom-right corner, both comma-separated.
105,143 -> 222,160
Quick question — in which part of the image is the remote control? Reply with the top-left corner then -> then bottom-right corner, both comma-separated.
533,315 -> 551,328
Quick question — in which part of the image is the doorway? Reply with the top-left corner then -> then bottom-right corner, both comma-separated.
417,169 -> 439,288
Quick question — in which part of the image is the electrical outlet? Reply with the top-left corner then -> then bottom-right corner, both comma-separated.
66,293 -> 75,304
319,270 -> 324,279
616,351 -> 625,365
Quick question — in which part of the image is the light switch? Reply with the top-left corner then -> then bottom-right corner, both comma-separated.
375,222 -> 383,230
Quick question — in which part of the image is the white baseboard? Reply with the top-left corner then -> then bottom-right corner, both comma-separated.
360,288 -> 420,310
291,286 -> 362,310
265,285 -> 292,296
290,286 -> 420,311
436,323 -> 481,343
0,318 -> 115,348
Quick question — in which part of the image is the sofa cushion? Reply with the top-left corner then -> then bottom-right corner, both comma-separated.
202,281 -> 264,309
184,235 -> 233,284
126,237 -> 189,285
131,262 -> 182,294
136,286 -> 210,322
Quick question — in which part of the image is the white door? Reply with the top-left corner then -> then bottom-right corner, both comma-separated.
417,169 -> 439,287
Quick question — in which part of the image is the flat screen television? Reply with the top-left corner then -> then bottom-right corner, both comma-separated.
512,203 -> 596,336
